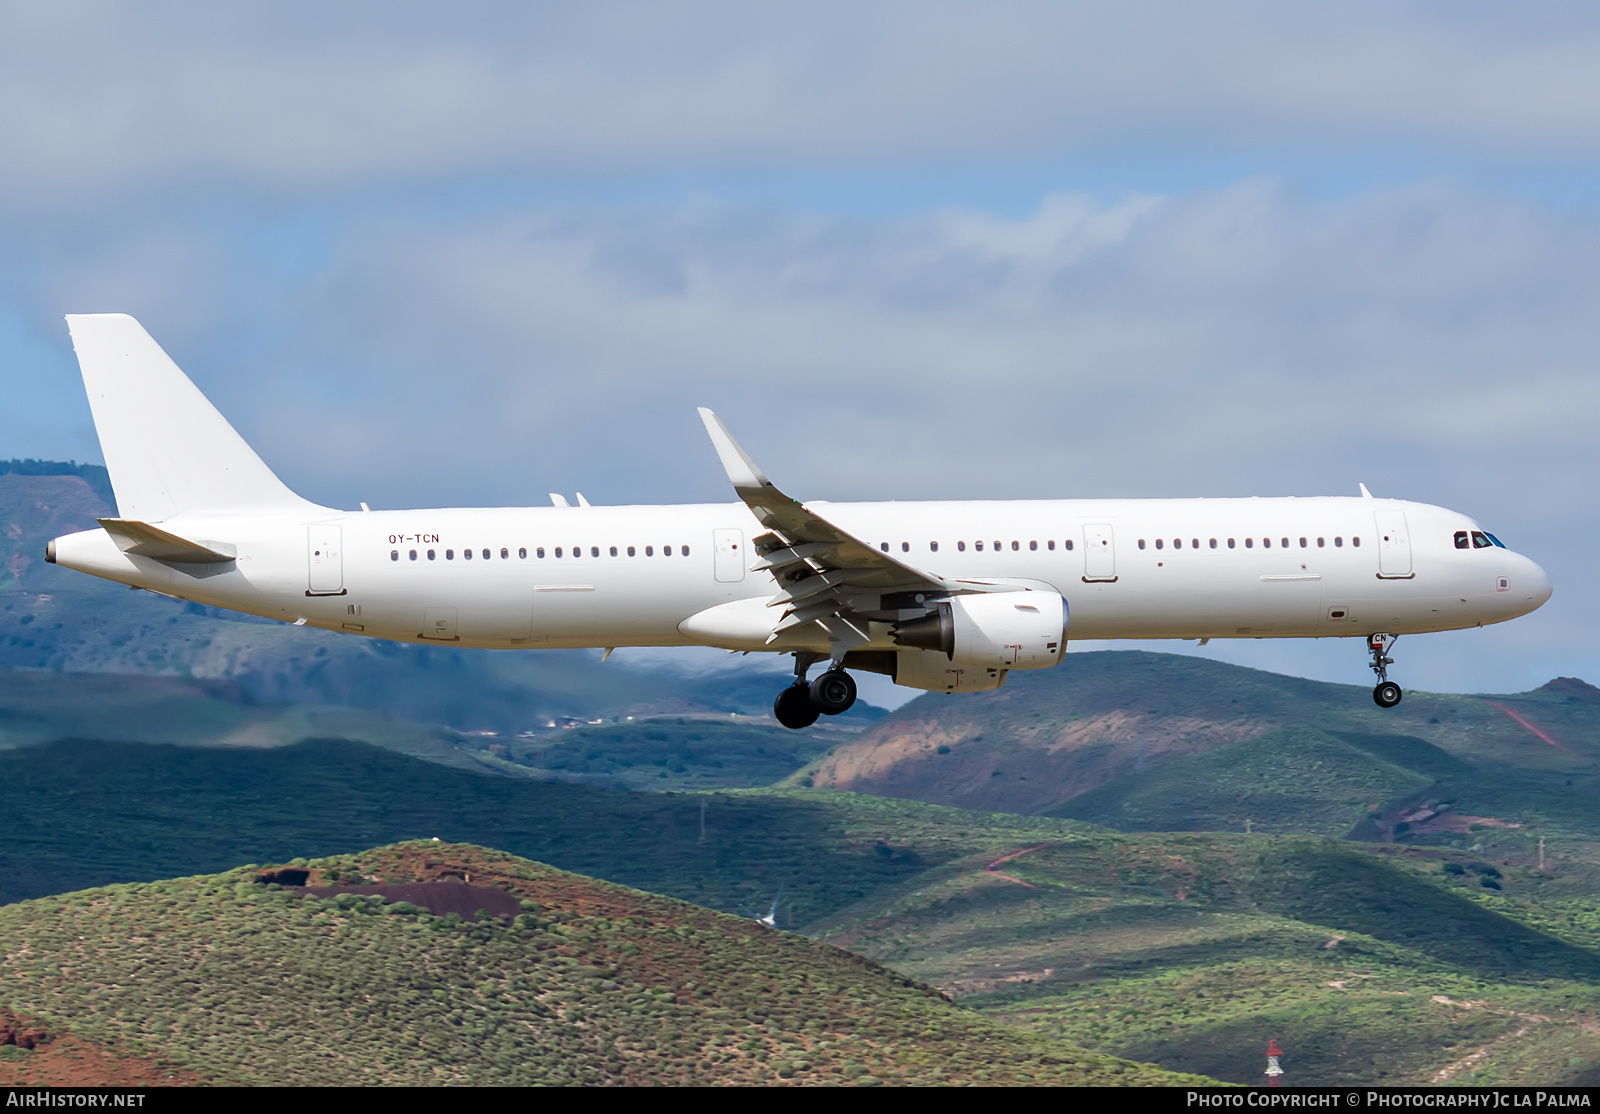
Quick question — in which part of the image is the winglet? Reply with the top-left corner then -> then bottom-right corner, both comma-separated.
697,408 -> 774,498
1359,483 -> 1374,499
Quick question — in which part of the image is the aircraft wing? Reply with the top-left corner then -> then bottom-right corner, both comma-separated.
697,408 -> 979,651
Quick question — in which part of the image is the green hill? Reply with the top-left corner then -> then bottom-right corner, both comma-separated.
11,735 -> 1600,1084
0,735 -> 1097,920
814,831 -> 1600,1086
806,651 -> 1600,859
0,842 -> 1200,1086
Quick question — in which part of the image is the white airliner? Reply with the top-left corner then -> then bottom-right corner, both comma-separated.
46,315 -> 1552,728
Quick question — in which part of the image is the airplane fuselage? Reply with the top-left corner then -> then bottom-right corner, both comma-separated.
45,313 -> 1555,711
50,494 -> 1550,651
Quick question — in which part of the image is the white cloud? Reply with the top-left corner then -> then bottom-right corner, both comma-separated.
5,3 -> 1600,202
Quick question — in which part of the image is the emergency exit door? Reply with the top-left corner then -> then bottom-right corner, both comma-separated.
713,529 -> 746,583
1083,523 -> 1117,582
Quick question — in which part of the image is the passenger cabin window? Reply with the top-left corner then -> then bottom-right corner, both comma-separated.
627,546 -> 635,556
1352,536 -> 1361,547
1029,540 -> 1037,551
880,542 -> 889,552
555,547 -> 563,557
1155,538 -> 1163,549
1046,540 -> 1054,550
1245,538 -> 1253,548
390,550 -> 398,561
1064,539 -> 1074,550
1281,538 -> 1289,548
930,541 -> 939,552
645,546 -> 654,556
683,545 -> 690,556
610,546 -> 618,556
993,540 -> 1001,551
428,549 -> 436,560
1228,538 -> 1235,548
1334,537 -> 1343,547
591,546 -> 600,557
902,542 -> 910,553
446,549 -> 455,560
1317,537 -> 1325,547
1209,538 -> 1217,549
519,548 -> 527,559
975,541 -> 984,551
483,548 -> 490,560
1262,538 -> 1270,548
572,545 -> 581,558
463,548 -> 472,560
1299,537 -> 1307,548
1138,539 -> 1146,550
1472,531 -> 1495,549
409,549 -> 418,561
1192,538 -> 1199,549
664,545 -> 673,556
957,541 -> 965,551
1172,539 -> 1181,549
1011,540 -> 1019,551
500,547 -> 508,559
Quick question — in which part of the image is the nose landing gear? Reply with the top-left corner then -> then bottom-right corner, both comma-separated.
1368,633 -> 1402,708
772,652 -> 859,729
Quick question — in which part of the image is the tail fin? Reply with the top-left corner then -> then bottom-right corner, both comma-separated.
65,314 -> 321,521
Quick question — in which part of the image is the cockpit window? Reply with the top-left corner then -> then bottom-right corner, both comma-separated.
1471,531 -> 1495,549
1486,533 -> 1505,548
1454,531 -> 1469,549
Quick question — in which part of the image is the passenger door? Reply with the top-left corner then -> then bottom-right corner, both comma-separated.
1374,510 -> 1414,579
307,525 -> 344,596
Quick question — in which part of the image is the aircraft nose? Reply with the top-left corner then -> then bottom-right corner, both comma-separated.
1519,554 -> 1553,612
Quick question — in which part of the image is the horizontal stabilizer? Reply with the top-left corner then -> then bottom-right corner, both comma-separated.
98,518 -> 236,564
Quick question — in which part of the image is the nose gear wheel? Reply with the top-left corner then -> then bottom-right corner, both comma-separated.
1367,633 -> 1402,708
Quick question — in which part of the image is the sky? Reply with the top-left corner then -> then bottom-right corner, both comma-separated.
3,1 -> 1598,704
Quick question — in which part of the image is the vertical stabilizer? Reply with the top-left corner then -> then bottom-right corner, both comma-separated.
65,314 -> 322,521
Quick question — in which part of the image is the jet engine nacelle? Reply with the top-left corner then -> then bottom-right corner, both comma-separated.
891,590 -> 1066,670
892,649 -> 1007,693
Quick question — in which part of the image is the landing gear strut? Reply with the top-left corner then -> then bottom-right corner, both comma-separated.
1368,633 -> 1402,708
772,652 -> 858,729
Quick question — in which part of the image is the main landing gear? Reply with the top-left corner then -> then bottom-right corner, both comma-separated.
1368,633 -> 1403,708
773,652 -> 858,729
